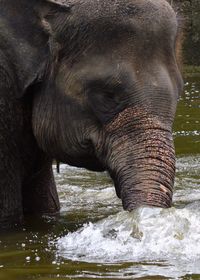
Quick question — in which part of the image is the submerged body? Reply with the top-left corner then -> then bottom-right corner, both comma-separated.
0,0 -> 183,229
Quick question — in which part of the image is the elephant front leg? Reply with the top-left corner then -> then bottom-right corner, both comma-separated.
0,179 -> 23,230
0,87 -> 24,229
0,148 -> 24,230
22,152 -> 60,216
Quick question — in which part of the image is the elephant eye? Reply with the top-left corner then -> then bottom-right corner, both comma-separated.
101,89 -> 118,100
86,81 -> 127,124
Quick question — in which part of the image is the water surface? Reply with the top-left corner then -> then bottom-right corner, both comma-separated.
0,75 -> 199,280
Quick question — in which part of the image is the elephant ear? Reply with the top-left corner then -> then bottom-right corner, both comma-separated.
15,0 -> 71,98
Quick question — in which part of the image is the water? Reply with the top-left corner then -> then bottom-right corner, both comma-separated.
0,74 -> 199,280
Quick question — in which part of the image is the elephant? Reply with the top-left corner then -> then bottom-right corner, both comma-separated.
0,0 -> 183,229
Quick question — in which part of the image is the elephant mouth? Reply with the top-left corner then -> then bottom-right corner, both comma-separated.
64,154 -> 106,172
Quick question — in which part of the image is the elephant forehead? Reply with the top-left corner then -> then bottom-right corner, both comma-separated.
69,0 -> 177,32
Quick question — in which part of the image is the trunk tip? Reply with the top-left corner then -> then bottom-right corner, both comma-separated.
122,190 -> 172,211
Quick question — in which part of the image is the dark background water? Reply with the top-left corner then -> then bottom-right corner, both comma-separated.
174,73 -> 200,154
170,0 -> 200,66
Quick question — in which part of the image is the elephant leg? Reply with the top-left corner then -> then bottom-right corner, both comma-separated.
0,111 -> 23,229
0,82 -> 24,229
0,163 -> 23,229
22,152 -> 60,216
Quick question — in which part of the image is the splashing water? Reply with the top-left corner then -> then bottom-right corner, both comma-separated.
57,202 -> 200,277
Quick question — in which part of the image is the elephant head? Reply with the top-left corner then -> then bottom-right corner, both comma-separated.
31,0 -> 183,210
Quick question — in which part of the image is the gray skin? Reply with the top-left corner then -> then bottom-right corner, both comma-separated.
0,0 -> 183,229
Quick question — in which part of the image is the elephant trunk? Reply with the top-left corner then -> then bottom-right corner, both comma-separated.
101,107 -> 176,210
117,135 -> 175,209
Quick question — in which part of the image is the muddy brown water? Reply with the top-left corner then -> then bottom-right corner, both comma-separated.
0,74 -> 199,280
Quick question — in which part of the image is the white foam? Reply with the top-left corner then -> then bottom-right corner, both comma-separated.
57,202 -> 200,275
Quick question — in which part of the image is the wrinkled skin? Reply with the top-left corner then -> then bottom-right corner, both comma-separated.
0,0 -> 183,229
